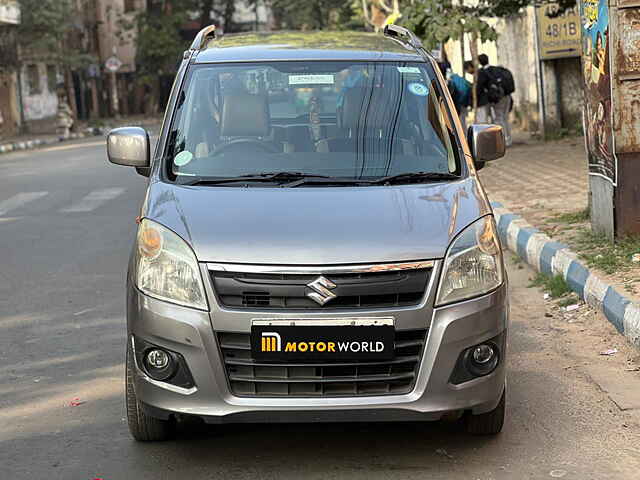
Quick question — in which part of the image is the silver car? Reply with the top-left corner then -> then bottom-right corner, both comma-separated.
108,25 -> 508,442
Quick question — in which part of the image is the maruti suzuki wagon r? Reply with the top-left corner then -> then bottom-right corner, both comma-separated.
107,25 -> 509,441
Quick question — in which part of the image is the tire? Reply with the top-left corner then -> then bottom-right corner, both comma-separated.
125,347 -> 176,442
465,387 -> 506,435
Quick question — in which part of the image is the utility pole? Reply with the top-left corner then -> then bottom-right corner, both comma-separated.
470,32 -> 479,121
110,69 -> 120,118
581,0 -> 640,238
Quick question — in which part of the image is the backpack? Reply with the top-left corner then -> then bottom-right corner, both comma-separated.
486,66 -> 515,103
449,74 -> 472,109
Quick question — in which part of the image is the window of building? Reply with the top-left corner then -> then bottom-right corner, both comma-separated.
47,65 -> 58,93
124,0 -> 136,12
27,64 -> 41,95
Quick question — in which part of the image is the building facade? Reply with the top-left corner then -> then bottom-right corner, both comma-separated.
18,61 -> 60,133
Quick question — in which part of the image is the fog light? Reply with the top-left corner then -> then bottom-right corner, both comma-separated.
472,344 -> 495,364
146,349 -> 170,369
465,342 -> 499,377
143,348 -> 175,381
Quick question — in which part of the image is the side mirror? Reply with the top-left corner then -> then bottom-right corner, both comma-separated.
467,124 -> 506,170
107,127 -> 150,171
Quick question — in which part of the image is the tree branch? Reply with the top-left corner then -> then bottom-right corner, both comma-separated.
377,0 -> 393,13
362,0 -> 376,27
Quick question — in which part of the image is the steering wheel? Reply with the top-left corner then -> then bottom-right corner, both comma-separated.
213,139 -> 280,156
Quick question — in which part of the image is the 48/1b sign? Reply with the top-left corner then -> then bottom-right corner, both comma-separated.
536,3 -> 582,60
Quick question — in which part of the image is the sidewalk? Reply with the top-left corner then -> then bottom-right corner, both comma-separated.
480,133 -> 640,350
480,134 -> 589,222
0,115 -> 162,155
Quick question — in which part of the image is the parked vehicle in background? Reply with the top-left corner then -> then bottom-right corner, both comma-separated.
107,25 -> 509,442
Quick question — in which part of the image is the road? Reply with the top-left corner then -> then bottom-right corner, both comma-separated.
1,137 -> 639,480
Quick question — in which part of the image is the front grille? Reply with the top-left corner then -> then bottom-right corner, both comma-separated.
210,269 -> 430,310
217,329 -> 427,397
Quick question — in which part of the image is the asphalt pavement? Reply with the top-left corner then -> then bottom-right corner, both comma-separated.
1,137 -> 639,479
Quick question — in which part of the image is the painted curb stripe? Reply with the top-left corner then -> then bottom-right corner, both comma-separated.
603,287 -> 630,334
0,133 -> 91,156
491,203 -> 639,349
497,213 -> 518,240
516,227 -> 539,261
540,242 -> 567,276
566,261 -> 590,299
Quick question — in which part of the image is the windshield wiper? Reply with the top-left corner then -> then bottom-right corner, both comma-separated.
282,172 -> 461,188
282,177 -> 371,188
370,172 -> 461,185
182,171 -> 332,186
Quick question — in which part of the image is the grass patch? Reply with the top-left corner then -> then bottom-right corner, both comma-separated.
529,273 -> 572,298
574,229 -> 640,275
557,294 -> 579,308
552,208 -> 590,225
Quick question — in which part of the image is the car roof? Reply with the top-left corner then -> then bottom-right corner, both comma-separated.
194,31 -> 426,63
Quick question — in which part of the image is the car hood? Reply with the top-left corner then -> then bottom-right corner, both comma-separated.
142,178 -> 491,265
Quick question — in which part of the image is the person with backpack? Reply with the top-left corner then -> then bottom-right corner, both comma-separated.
464,60 -> 490,124
481,54 -> 515,147
446,68 -> 472,130
464,55 -> 515,147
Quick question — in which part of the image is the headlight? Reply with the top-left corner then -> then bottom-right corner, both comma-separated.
135,219 -> 208,310
436,216 -> 504,306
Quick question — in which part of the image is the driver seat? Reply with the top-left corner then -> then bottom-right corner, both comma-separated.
215,93 -> 279,154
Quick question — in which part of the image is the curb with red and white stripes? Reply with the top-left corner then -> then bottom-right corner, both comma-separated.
491,202 -> 640,349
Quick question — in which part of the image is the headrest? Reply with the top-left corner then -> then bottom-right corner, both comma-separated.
340,86 -> 396,131
221,93 -> 270,137
340,87 -> 368,130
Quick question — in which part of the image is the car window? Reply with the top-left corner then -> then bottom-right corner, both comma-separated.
165,61 -> 461,183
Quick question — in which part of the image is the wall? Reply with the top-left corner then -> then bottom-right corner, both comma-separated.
556,57 -> 583,131
495,8 -> 541,132
20,63 -> 58,132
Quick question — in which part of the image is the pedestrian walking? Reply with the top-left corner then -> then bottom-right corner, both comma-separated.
446,68 -> 472,131
463,59 -> 491,124
56,93 -> 74,141
464,55 -> 515,147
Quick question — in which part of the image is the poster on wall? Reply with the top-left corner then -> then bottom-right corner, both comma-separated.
581,0 -> 617,185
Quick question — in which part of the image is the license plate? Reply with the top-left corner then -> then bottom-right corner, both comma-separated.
251,318 -> 395,362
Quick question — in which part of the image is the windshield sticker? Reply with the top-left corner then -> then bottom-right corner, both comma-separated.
173,151 -> 193,167
408,82 -> 429,96
289,74 -> 335,85
397,66 -> 421,74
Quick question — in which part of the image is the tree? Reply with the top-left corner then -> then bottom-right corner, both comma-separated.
128,0 -> 193,113
270,0 -> 352,30
356,1 -> 578,46
403,0 -> 498,50
361,0 -> 401,31
17,0 -> 97,117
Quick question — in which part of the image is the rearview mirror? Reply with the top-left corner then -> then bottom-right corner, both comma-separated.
467,124 -> 506,170
107,127 -> 150,170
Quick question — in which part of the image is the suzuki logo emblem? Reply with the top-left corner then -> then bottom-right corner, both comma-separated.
306,276 -> 337,306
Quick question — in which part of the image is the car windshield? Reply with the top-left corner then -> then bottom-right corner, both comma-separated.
164,61 -> 461,184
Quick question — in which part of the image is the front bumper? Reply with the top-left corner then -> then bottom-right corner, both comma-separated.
127,278 -> 509,423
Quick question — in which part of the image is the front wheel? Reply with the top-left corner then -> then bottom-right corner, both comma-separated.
465,387 -> 506,435
125,347 -> 176,442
